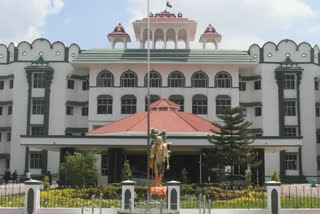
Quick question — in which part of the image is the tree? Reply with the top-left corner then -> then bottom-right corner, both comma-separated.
60,152 -> 99,186
208,106 -> 260,186
121,160 -> 132,181
271,170 -> 280,182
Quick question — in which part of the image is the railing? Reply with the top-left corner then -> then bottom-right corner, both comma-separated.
0,184 -> 25,207
281,185 -> 320,208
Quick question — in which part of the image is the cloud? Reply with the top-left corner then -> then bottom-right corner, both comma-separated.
0,0 -> 64,45
125,0 -> 315,50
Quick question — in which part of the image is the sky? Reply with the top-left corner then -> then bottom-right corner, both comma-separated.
1,0 -> 320,50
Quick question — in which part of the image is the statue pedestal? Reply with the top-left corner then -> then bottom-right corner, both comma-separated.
151,186 -> 168,199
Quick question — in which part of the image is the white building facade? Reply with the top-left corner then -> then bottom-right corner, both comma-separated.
0,11 -> 319,184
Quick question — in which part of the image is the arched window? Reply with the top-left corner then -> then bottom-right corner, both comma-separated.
168,71 -> 185,88
216,95 -> 231,116
121,95 -> 137,114
169,95 -> 184,112
191,71 -> 208,88
144,71 -> 162,88
121,71 -> 138,87
192,94 -> 208,115
97,95 -> 113,114
215,72 -> 232,88
97,70 -> 114,87
145,95 -> 160,111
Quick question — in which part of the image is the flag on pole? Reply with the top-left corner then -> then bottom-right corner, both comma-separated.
167,1 -> 172,8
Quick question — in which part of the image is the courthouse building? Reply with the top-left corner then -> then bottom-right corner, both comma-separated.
0,10 -> 319,184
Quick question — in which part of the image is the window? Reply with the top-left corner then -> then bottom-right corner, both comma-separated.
168,71 -> 185,88
239,82 -> 246,91
254,80 -> 261,90
33,73 -> 45,88
67,79 -> 74,89
97,95 -> 112,114
317,131 -> 320,144
7,132 -> 11,142
66,133 -> 72,136
284,127 -> 297,137
101,153 -> 108,176
192,94 -> 208,114
215,72 -> 231,88
315,80 -> 319,91
31,126 -> 44,136
216,95 -> 231,116
30,152 -> 42,169
144,71 -> 162,88
0,106 -> 2,115
316,106 -> 320,117
66,106 -> 73,115
191,71 -> 208,88
255,107 -> 262,116
145,95 -> 160,111
0,81 -> 4,90
284,100 -> 296,116
242,108 -> 247,116
8,106 -> 12,115
169,95 -> 184,112
284,152 -> 297,170
82,107 -> 88,116
97,71 -> 114,87
121,71 -> 137,87
9,79 -> 13,89
284,74 -> 295,90
82,81 -> 89,90
32,98 -> 44,115
121,95 -> 136,114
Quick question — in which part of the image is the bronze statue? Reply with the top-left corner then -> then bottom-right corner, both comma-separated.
149,136 -> 170,186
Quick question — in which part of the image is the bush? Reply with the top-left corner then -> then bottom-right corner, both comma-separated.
60,152 -> 100,186
43,176 -> 50,190
271,171 -> 280,182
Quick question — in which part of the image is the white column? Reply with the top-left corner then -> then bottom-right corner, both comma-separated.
186,30 -> 190,49
152,30 -> 155,49
124,38 -> 127,49
121,180 -> 136,210
140,28 -> 144,49
164,30 -> 167,49
25,179 -> 42,214
265,181 -> 281,214
202,40 -> 206,50
112,40 -> 115,49
175,30 -> 178,49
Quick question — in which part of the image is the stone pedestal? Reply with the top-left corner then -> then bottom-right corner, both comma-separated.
24,179 -> 42,214
121,180 -> 136,210
265,181 -> 281,214
167,181 -> 181,210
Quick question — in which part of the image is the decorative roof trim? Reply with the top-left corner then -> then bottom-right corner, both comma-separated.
0,74 -> 14,80
65,128 -> 88,133
68,75 -> 89,80
0,127 -> 11,132
240,75 -> 261,81
65,101 -> 88,106
0,101 -> 13,105
240,102 -> 263,107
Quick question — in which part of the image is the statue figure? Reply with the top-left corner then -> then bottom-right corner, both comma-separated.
149,136 -> 170,186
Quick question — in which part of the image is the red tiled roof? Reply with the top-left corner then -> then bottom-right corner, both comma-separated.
87,99 -> 220,135
150,98 -> 180,110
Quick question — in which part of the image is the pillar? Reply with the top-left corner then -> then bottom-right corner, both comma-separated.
152,30 -> 155,49
164,31 -> 167,49
167,181 -> 181,210
121,180 -> 136,210
265,181 -> 281,214
202,40 -> 206,50
25,179 -> 42,214
140,28 -> 144,49
186,31 -> 190,49
175,31 -> 178,49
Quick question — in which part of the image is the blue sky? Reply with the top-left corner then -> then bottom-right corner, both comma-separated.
1,0 -> 320,50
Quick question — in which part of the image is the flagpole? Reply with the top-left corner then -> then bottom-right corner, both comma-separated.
146,0 -> 151,205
